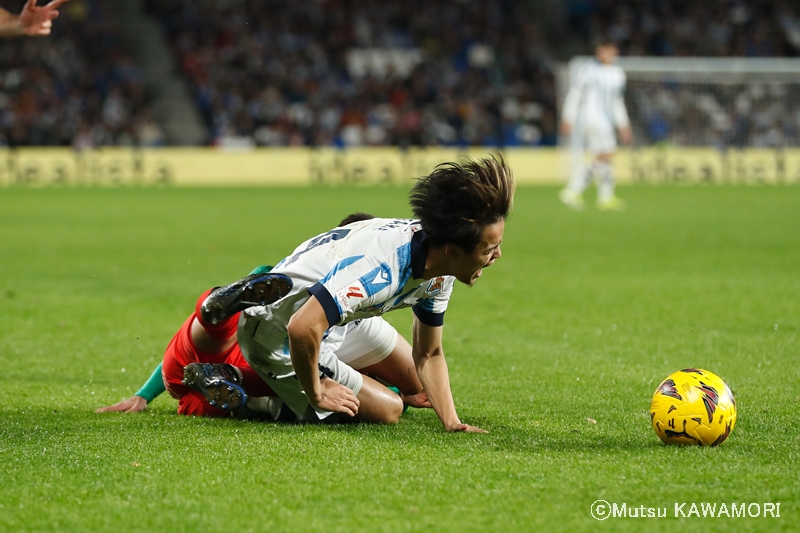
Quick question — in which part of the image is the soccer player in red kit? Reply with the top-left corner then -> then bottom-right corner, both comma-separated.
161,287 -> 284,418
97,276 -> 292,419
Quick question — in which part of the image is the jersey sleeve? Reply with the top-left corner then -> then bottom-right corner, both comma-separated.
307,255 -> 397,327
561,65 -> 588,125
411,277 -> 454,327
612,69 -> 630,128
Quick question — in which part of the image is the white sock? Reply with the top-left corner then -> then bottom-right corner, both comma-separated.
245,396 -> 283,420
595,161 -> 614,200
567,162 -> 592,194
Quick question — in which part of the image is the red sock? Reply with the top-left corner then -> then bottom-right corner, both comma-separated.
238,366 -> 277,397
194,288 -> 240,340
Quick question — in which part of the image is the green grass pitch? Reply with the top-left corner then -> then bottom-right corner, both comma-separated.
1,185 -> 798,532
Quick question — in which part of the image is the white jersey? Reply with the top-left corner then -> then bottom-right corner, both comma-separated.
561,58 -> 629,130
244,218 -> 455,334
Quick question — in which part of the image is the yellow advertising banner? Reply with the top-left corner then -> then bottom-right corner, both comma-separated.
0,146 -> 798,187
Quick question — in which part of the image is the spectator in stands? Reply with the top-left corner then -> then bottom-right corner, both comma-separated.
567,0 -> 799,58
0,0 -> 158,147
147,0 -> 559,148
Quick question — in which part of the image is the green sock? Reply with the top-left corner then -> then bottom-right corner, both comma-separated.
387,386 -> 409,414
248,265 -> 274,275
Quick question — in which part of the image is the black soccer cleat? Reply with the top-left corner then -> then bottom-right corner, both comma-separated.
201,272 -> 293,325
182,363 -> 248,411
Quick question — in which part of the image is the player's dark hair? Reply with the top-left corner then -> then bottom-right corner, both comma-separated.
594,36 -> 617,49
338,212 -> 374,226
409,155 -> 515,252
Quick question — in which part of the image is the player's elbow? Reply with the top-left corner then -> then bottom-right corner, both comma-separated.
286,313 -> 311,343
289,296 -> 331,342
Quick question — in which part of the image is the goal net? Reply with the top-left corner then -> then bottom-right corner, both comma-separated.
556,57 -> 800,184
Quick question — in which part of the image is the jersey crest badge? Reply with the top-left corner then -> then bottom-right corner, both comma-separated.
427,277 -> 445,295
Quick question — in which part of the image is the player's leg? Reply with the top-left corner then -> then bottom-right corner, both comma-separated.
594,153 -> 613,200
161,315 -> 232,417
587,123 -> 626,210
335,318 -> 417,393
358,334 -> 420,393
163,290 -> 281,418
317,336 -> 403,424
336,318 -> 429,407
189,288 -> 283,407
560,128 -> 592,210
200,272 -> 293,326
350,374 -> 404,424
359,336 -> 430,408
594,153 -> 626,210
564,160 -> 593,196
238,315 -> 403,424
180,289 -> 250,412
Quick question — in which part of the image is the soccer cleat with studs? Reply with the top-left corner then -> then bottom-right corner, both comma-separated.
182,363 -> 248,411
201,272 -> 293,325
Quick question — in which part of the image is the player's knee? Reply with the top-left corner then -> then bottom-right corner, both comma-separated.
359,390 -> 403,424
379,393 -> 403,424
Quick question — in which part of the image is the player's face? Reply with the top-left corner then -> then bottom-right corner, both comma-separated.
596,44 -> 618,64
449,220 -> 505,286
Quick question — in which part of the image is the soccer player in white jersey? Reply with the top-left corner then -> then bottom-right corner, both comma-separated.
559,39 -> 632,211
202,156 -> 514,431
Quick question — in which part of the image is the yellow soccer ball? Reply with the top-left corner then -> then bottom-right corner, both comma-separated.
650,368 -> 736,446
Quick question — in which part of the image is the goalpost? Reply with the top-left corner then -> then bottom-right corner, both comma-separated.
556,57 -> 800,184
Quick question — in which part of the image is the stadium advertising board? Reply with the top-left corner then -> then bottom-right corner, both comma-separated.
0,147 -> 798,187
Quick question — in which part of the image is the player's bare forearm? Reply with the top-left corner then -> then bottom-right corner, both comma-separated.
0,8 -> 22,36
288,296 -> 359,415
414,349 -> 459,426
412,316 -> 486,432
288,299 -> 327,402
618,125 -> 633,145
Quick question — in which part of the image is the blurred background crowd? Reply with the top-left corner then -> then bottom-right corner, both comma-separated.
1,0 -> 799,148
627,77 -> 800,148
568,0 -> 800,57
146,0 -> 560,148
0,0 -> 163,148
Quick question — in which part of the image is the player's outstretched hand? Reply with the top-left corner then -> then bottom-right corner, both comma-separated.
19,0 -> 70,36
446,422 -> 489,434
618,125 -> 633,145
314,377 -> 360,416
401,390 -> 432,409
96,395 -> 148,413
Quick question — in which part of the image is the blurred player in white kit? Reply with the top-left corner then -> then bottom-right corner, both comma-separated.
559,39 -> 632,211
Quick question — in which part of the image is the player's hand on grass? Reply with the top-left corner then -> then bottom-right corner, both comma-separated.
446,422 -> 489,433
95,395 -> 148,413
313,377 -> 360,416
401,390 -> 432,409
